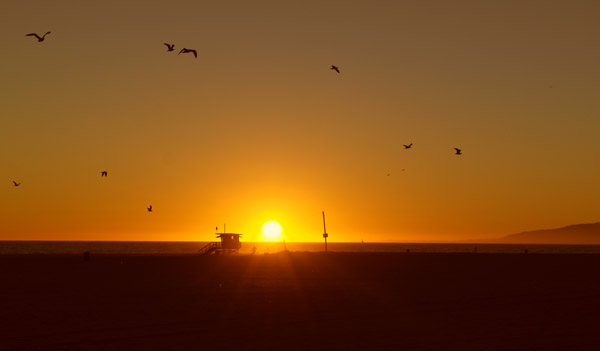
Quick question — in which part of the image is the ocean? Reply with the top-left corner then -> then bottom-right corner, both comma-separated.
1,241 -> 600,255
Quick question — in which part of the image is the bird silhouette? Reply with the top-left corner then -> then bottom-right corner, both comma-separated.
178,48 -> 197,58
12,181 -> 21,187
164,43 -> 174,51
454,148 -> 462,155
101,171 -> 108,177
403,143 -> 413,149
330,65 -> 340,73
147,205 -> 153,212
26,32 -> 51,42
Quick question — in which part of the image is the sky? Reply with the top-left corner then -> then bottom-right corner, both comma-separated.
2,0 -> 600,242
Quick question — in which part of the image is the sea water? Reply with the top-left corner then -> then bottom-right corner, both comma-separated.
1,241 -> 599,255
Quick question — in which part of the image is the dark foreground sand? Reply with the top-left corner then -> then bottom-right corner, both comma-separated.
2,252 -> 600,350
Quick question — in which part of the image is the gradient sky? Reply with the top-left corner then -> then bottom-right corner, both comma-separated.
2,0 -> 600,242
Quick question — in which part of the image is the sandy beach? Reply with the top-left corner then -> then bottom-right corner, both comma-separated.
2,252 -> 600,350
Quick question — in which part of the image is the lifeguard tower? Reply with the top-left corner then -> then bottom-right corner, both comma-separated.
198,232 -> 242,255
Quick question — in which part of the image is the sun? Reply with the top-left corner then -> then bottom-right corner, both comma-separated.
261,221 -> 283,241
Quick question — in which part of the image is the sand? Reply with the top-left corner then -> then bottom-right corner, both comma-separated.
1,252 -> 599,350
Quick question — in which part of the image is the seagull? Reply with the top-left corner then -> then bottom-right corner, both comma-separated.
12,181 -> 21,187
403,143 -> 413,149
26,32 -> 51,42
147,205 -> 153,212
164,43 -> 175,51
454,148 -> 462,155
178,48 -> 197,58
330,65 -> 340,73
101,171 -> 108,177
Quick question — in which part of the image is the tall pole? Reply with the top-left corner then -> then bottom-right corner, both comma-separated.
322,211 -> 328,253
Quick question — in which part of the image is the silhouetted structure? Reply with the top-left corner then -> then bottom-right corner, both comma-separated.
322,211 -> 328,252
199,232 -> 242,255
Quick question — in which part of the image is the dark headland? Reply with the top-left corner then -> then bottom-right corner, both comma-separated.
479,222 -> 600,244
2,252 -> 600,350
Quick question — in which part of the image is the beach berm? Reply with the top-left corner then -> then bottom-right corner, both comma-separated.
1,252 -> 599,350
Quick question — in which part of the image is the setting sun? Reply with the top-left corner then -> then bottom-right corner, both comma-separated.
261,221 -> 283,241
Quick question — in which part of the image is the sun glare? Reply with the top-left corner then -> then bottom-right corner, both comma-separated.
261,221 -> 283,241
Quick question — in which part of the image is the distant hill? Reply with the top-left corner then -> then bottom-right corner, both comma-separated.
485,223 -> 600,244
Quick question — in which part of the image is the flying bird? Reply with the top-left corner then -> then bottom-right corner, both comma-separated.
403,143 -> 413,149
330,65 -> 340,73
178,48 -> 197,58
164,43 -> 174,51
147,205 -> 153,212
101,171 -> 108,177
26,32 -> 51,42
12,181 -> 21,187
454,148 -> 462,155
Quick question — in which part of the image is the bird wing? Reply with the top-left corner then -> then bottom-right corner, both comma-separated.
191,50 -> 197,58
178,49 -> 185,54
26,33 -> 41,40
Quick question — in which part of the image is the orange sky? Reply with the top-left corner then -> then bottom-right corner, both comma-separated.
2,0 -> 600,242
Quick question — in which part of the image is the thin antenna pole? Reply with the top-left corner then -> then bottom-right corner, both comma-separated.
322,211 -> 328,253
224,223 -> 226,233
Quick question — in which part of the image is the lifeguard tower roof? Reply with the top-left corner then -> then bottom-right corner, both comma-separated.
216,232 -> 243,238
